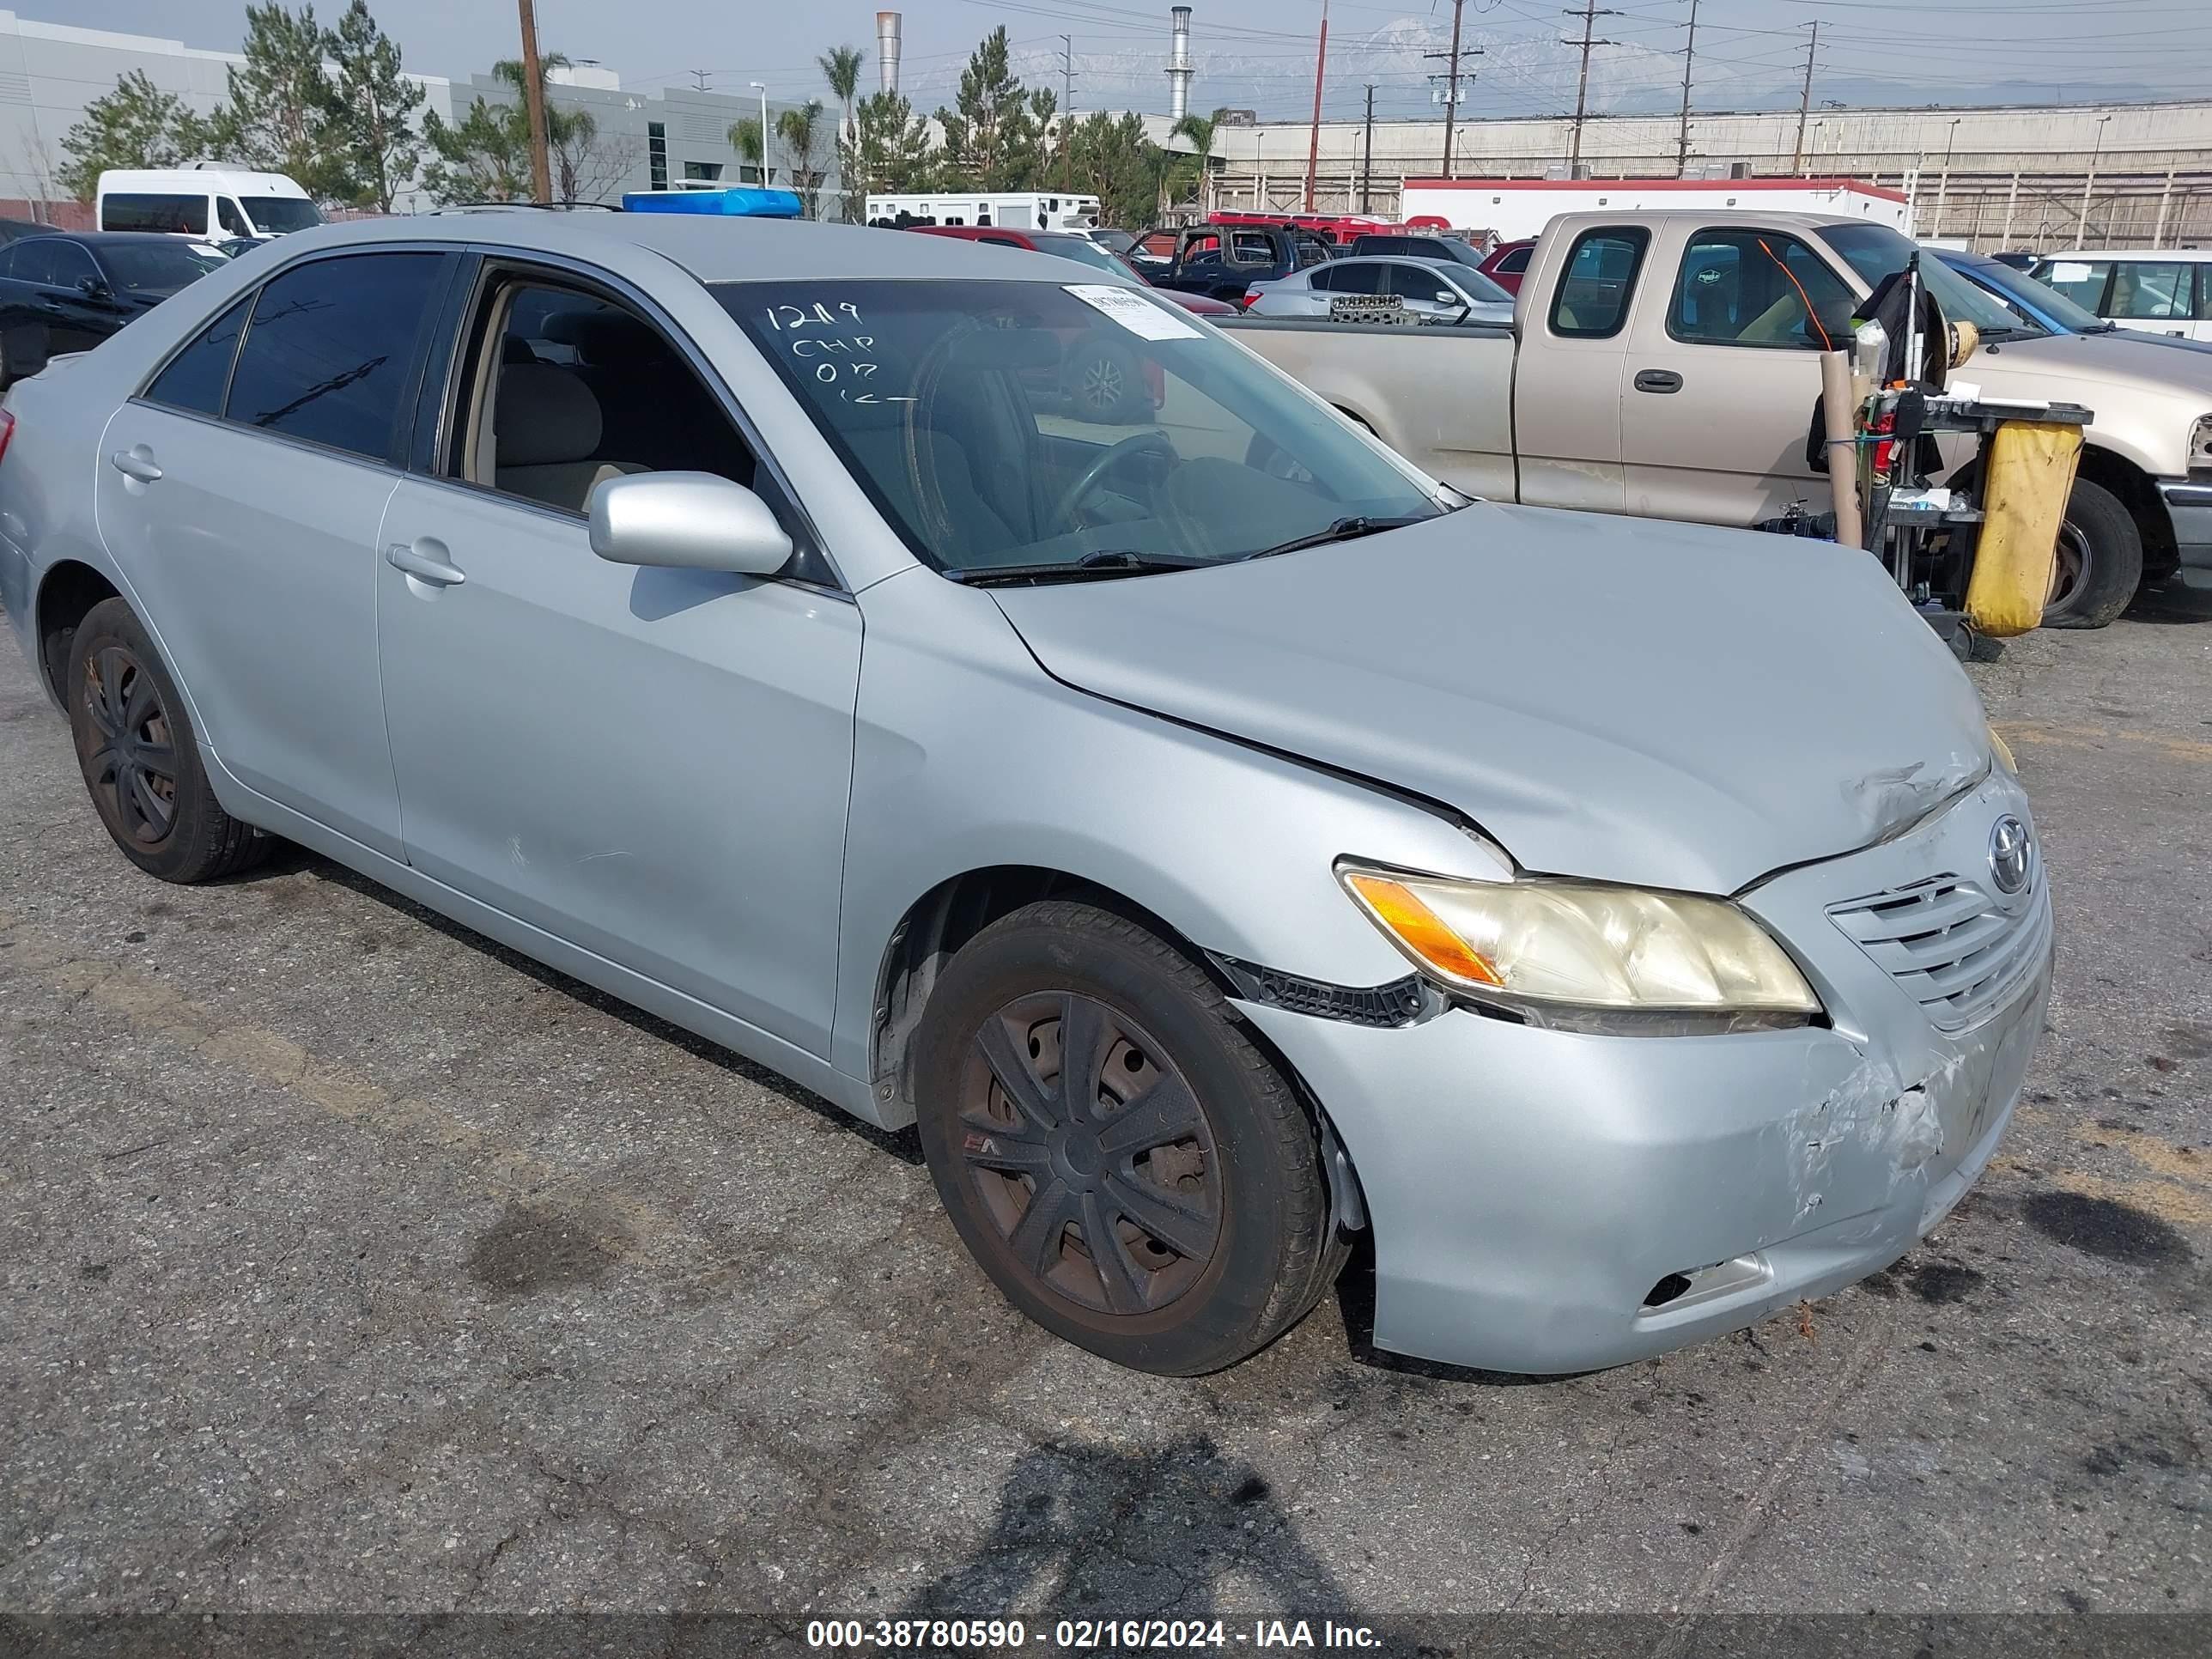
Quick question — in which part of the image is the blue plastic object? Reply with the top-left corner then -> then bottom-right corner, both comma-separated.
622,187 -> 805,218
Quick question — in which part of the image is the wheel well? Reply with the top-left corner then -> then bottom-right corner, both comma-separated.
33,562 -> 118,702
2075,447 -> 2176,578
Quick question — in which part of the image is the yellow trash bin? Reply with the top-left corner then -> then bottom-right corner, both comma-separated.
1966,420 -> 2083,637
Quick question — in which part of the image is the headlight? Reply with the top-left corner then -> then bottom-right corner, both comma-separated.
2191,415 -> 2212,476
1989,722 -> 2018,775
1339,864 -> 1820,1020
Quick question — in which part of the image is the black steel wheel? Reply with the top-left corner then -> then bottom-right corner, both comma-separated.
66,598 -> 269,884
914,900 -> 1347,1375
2042,477 -> 2142,629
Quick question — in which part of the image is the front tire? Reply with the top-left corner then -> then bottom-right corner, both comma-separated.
2043,477 -> 2142,629
913,900 -> 1346,1375
66,598 -> 268,884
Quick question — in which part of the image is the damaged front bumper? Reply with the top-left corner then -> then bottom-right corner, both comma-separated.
1237,772 -> 2051,1376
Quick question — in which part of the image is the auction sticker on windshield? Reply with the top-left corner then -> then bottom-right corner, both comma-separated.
1065,283 -> 1200,341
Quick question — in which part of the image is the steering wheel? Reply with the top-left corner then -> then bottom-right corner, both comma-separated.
1050,432 -> 1178,530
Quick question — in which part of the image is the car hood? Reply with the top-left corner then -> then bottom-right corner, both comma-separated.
1972,327 -> 2212,400
988,505 -> 1992,896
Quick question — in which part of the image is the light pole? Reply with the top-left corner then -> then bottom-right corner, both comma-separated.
2081,113 -> 2112,240
750,81 -> 769,185
1934,116 -> 1960,238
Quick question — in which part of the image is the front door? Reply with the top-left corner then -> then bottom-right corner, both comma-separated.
92,249 -> 453,857
1510,223 -> 1651,514
4,239 -> 125,358
375,265 -> 861,1055
1618,222 -> 1856,527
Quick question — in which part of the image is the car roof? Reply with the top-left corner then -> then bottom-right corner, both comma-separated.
7,230 -> 204,250
2033,247 -> 2212,261
262,212 -> 1097,284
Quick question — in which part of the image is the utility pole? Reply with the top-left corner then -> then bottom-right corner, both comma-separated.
1562,4 -> 1620,173
1790,21 -> 1820,173
515,0 -> 552,204
1424,0 -> 1475,181
2081,112 -> 2112,239
1304,0 -> 1328,212
1060,34 -> 1076,192
1675,0 -> 1698,179
690,69 -> 711,91
1360,84 -> 1375,211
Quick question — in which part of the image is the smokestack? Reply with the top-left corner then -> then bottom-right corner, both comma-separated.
1166,6 -> 1194,125
877,11 -> 902,94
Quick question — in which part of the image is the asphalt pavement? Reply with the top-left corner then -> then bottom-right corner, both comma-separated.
2,575 -> 2209,1653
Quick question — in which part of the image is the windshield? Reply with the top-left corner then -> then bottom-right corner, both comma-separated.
721,279 -> 1443,577
1439,263 -> 1512,306
1821,223 -> 2045,338
239,196 -> 323,234
1956,255 -> 2109,332
99,240 -> 230,295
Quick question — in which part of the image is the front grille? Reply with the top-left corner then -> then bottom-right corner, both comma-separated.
1826,867 -> 2050,1032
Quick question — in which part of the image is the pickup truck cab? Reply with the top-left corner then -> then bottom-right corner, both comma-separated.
1150,224 -> 1334,307
1228,210 -> 2212,627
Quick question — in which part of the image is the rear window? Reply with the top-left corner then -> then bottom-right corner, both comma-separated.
103,192 -> 208,235
1496,246 -> 1532,274
1549,227 -> 1648,339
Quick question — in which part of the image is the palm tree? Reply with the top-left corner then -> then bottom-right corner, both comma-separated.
776,100 -> 825,217
728,114 -> 763,182
1167,105 -> 1230,211
818,43 -> 864,221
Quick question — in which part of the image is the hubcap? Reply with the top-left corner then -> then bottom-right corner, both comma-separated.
82,646 -> 178,848
1080,356 -> 1123,411
958,992 -> 1220,1318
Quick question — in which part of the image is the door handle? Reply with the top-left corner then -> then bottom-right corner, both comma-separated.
386,540 -> 466,587
1633,368 -> 1684,393
108,448 -> 162,483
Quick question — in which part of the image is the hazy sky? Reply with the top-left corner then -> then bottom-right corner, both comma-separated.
63,0 -> 2212,121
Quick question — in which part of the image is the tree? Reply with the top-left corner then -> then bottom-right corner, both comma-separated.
936,27 -> 1044,191
326,1 -> 424,212
1165,106 -> 1229,210
206,3 -> 349,199
841,88 -> 934,206
58,70 -> 208,201
1066,110 -> 1164,231
817,43 -> 865,219
776,100 -> 826,217
421,54 -> 604,206
727,114 -> 764,181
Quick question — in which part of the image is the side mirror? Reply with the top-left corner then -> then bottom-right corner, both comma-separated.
589,472 -> 793,576
79,276 -> 112,301
1436,291 -> 1458,306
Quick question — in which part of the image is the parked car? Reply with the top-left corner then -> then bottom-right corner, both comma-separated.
1148,224 -> 1334,306
96,166 -> 322,241
1478,237 -> 1537,294
1244,256 -> 1514,325
1346,233 -> 1488,269
902,223 -> 1236,314
1936,246 -> 2212,360
0,231 -> 229,387
0,217 -> 51,244
2027,248 -> 2212,343
1082,228 -> 1139,258
0,213 -> 2048,1377
1225,210 -> 2212,628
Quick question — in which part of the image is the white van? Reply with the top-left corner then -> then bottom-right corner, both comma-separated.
95,166 -> 324,241
2029,248 -> 2212,343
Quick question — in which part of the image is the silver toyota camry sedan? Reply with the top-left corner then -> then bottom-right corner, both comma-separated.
0,215 -> 2051,1376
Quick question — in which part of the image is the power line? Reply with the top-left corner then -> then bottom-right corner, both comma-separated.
1562,3 -> 1622,169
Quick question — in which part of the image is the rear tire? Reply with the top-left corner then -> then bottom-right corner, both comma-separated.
66,598 -> 269,884
2042,477 -> 2142,629
913,900 -> 1346,1375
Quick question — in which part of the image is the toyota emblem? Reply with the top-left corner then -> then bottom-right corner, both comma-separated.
1989,814 -> 2033,896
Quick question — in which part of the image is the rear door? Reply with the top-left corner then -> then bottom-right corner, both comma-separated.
1617,222 -> 1856,527
93,247 -> 455,856
2105,258 -> 2203,341
1509,223 -> 1650,513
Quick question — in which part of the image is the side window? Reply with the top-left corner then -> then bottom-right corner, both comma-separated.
2035,258 -> 2111,313
2107,262 -> 2192,321
1667,228 -> 1852,349
144,296 -> 252,416
1229,232 -> 1274,266
1497,246 -> 1532,274
1293,240 -> 1330,270
9,240 -> 60,286
46,243 -> 98,289
218,198 -> 250,236
1305,265 -> 1340,295
2198,266 -> 2212,321
453,276 -> 758,518
228,252 -> 446,462
1549,227 -> 1648,339
103,193 -> 209,235
1382,264 -> 1449,302
1328,264 -> 1381,296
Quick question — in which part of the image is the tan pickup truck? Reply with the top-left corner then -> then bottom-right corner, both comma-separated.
1223,209 -> 2212,627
